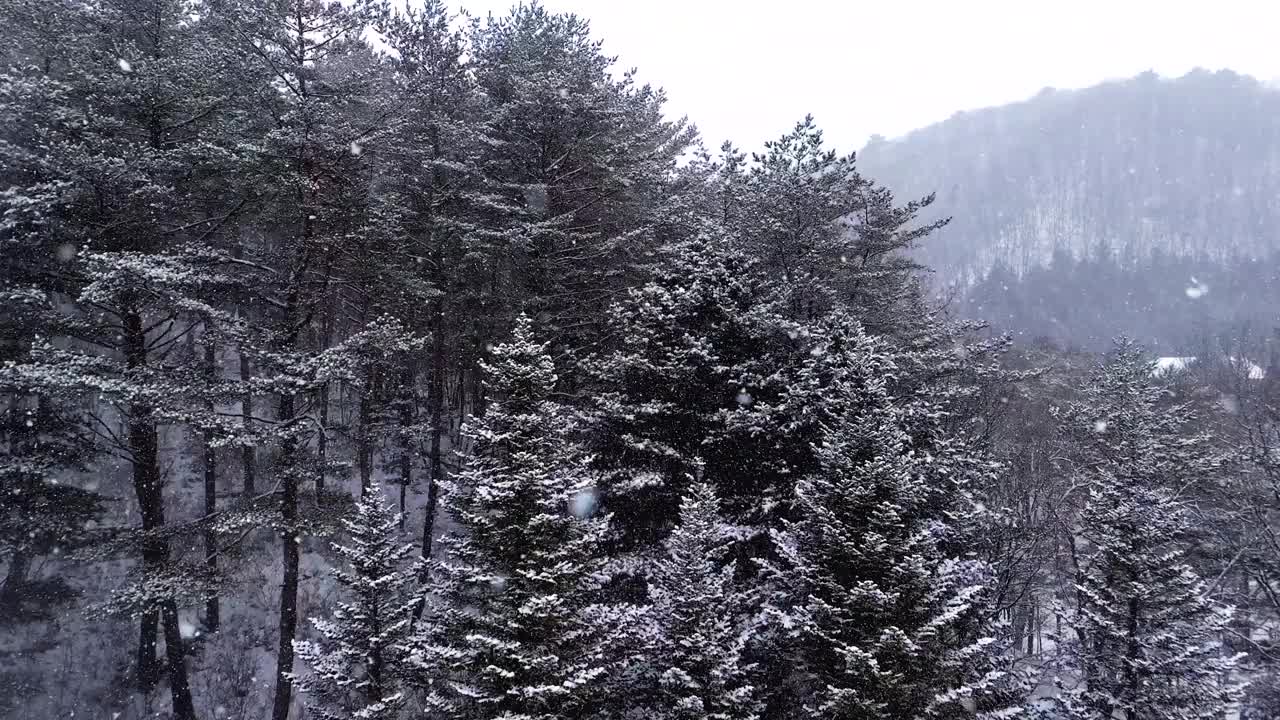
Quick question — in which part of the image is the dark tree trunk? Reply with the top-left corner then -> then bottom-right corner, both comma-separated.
271,117 -> 310,714
358,367 -> 374,498
1,551 -> 29,602
202,341 -> 219,632
413,308 -> 448,622
270,390 -> 299,720
132,407 -> 162,692
125,305 -> 161,692
316,381 -> 329,494
397,365 -> 414,530
123,305 -> 194,718
425,303 -> 447,557
162,599 -> 197,720
316,312 -> 333,495
239,349 -> 256,496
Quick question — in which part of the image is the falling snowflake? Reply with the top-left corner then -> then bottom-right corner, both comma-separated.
735,389 -> 754,406
1092,419 -> 1108,433
350,141 -> 363,156
570,488 -> 597,518
1218,394 -> 1240,415
117,58 -> 132,72
523,184 -> 548,214
1185,277 -> 1209,299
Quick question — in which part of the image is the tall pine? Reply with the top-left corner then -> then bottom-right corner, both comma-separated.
1051,340 -> 1243,719
643,480 -> 761,720
407,314 -> 621,720
765,315 -> 1017,719
294,483 -> 415,720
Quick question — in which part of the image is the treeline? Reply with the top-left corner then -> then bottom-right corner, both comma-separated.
0,2 -> 1273,720
963,247 -> 1280,353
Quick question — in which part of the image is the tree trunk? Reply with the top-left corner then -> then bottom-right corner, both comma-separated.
425,303 -> 446,557
203,341 -> 219,632
395,369 -> 410,524
131,402 -> 162,693
239,349 -> 256,496
358,365 -> 376,498
270,390 -> 299,720
316,311 -> 333,496
123,305 -> 195,718
161,599 -> 197,720
316,381 -> 328,494
1,551 -> 29,602
413,309 -> 447,622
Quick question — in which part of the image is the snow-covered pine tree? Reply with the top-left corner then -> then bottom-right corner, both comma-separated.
1050,340 -> 1244,720
469,3 -> 697,375
206,2 -> 397,716
294,483 -> 415,720
643,480 -> 761,720
406,314 -> 622,720
0,1 -> 270,714
766,315 -> 1018,720
586,234 -> 794,558
374,0 -> 521,568
730,116 -> 945,328
0,288 -> 102,614
0,8 -> 104,608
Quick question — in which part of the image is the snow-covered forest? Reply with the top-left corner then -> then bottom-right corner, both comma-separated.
2,1 -> 1278,719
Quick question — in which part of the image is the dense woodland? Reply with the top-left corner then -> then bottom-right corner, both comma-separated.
1,2 -> 1278,720
963,248 -> 1280,353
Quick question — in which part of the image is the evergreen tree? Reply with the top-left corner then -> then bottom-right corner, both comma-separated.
765,316 -> 1017,719
586,234 -> 794,557
294,483 -> 415,720
0,1 -> 263,714
643,480 -> 761,720
731,116 -> 944,329
206,2 -> 397,716
1050,340 -> 1244,720
406,315 -> 622,720
375,0 -> 517,567
0,288 -> 101,614
469,2 -> 696,372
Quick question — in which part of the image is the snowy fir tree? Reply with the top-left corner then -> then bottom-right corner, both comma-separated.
765,317 -> 1018,720
294,483 -> 416,720
406,315 -> 627,720
587,234 -> 792,555
642,480 -> 762,720
1049,340 -> 1244,719
468,1 -> 697,369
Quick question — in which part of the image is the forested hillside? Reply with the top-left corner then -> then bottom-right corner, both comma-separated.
2,2 -> 1278,720
860,69 -> 1280,283
859,70 -> 1280,351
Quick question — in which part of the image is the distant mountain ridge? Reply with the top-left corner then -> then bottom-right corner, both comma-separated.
858,69 -> 1280,287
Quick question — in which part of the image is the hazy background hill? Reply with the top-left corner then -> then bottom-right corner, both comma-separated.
858,69 -> 1280,352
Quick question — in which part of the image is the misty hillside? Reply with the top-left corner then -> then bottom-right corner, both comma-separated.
859,69 -> 1280,349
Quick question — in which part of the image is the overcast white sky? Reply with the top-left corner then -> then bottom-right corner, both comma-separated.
457,0 -> 1280,152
